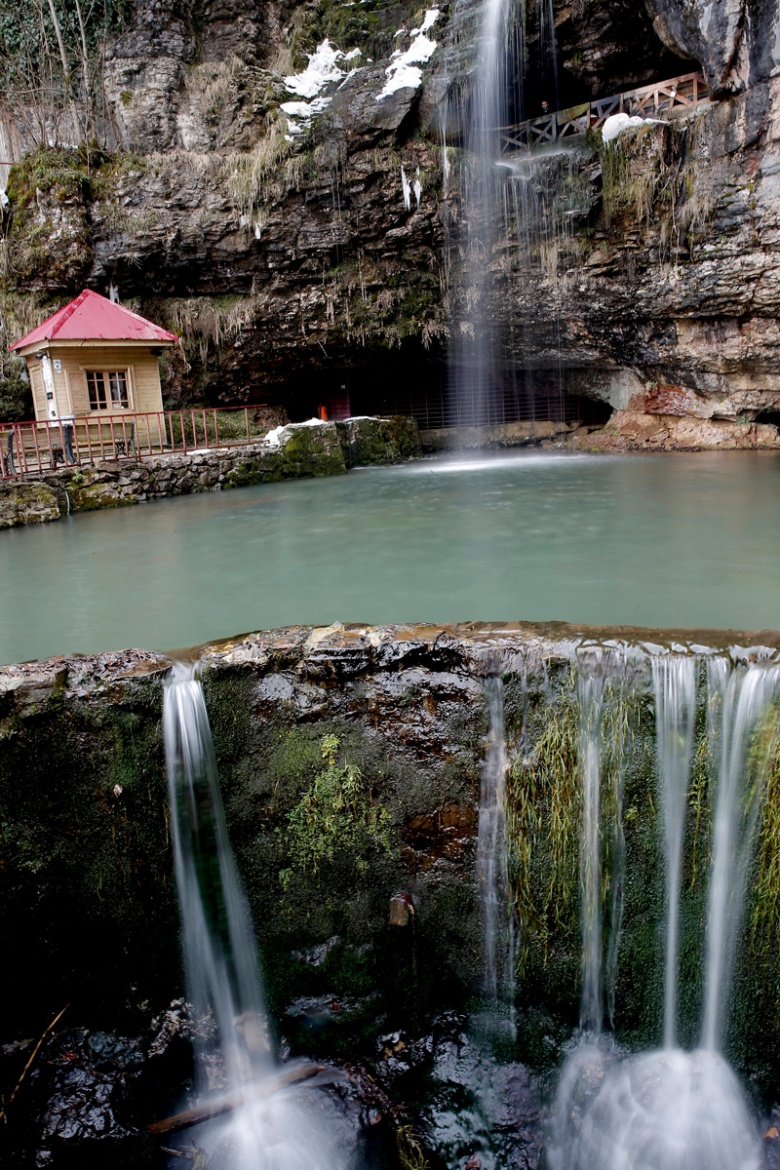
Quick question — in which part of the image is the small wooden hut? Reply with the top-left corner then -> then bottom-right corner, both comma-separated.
12,289 -> 177,424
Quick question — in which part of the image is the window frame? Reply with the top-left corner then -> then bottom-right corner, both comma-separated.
84,368 -> 132,412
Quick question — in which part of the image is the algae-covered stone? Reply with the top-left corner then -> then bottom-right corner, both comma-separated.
337,416 -> 421,465
226,421 -> 347,486
0,481 -> 62,528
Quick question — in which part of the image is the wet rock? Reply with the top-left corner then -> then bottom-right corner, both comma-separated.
414,1014 -> 542,1170
33,1028 -> 145,1164
0,482 -> 62,529
575,408 -> 780,451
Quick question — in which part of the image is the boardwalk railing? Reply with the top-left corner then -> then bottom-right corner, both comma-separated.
0,406 -> 270,479
499,71 -> 709,154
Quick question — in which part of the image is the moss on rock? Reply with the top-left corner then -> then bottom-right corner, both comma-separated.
0,481 -> 62,528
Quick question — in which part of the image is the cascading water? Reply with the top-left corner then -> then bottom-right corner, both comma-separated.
476,670 -> 516,1021
163,662 -> 346,1170
651,655 -> 697,1049
447,0 -> 587,428
548,651 -> 780,1170
576,660 -> 606,1038
701,663 -> 780,1052
449,0 -> 514,426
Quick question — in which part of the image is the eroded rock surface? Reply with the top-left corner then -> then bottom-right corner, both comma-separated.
6,2 -> 780,445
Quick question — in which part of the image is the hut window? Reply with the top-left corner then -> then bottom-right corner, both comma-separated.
87,370 -> 129,410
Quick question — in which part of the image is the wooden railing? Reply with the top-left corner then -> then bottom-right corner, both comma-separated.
0,406 -> 270,479
498,71 -> 709,154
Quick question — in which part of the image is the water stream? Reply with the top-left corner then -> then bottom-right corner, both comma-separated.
477,670 -> 516,1016
163,662 -> 345,1170
548,650 -> 780,1170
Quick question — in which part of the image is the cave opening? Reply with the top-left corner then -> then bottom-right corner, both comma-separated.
272,345 -> 612,432
514,0 -> 698,124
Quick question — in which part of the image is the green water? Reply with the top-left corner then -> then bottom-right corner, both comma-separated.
3,450 -> 780,665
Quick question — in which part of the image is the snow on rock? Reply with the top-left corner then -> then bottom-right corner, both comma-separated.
285,40 -> 359,98
263,418 -> 330,449
282,40 -> 361,133
377,9 -> 440,101
601,112 -> 663,143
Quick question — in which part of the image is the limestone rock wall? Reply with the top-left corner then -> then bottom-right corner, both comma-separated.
5,1 -> 780,440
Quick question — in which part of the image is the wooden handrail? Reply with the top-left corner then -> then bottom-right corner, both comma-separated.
496,70 -> 709,154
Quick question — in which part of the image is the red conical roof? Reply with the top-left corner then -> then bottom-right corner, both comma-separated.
12,289 -> 178,350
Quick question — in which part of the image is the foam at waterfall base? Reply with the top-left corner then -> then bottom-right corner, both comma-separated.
548,1041 -> 762,1170
193,1083 -> 349,1170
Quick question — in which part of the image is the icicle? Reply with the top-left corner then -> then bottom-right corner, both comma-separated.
401,165 -> 411,210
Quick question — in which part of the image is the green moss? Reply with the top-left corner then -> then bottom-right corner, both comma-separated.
0,680 -> 178,1033
281,733 -> 395,883
339,415 -> 421,465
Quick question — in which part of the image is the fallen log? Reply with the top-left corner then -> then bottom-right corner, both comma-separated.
148,1063 -> 327,1136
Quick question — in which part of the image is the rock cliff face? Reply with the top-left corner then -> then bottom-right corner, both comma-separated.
3,0 -> 780,443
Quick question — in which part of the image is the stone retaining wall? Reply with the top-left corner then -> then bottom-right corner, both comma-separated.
0,416 -> 420,529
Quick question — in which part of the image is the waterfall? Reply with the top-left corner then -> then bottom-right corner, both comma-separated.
164,663 -> 269,1089
163,662 -> 345,1169
477,671 -> 517,1023
702,664 -> 780,1052
450,0 -> 514,426
447,0 -> 587,428
548,648 -> 778,1170
577,663 -> 605,1037
651,655 -> 697,1050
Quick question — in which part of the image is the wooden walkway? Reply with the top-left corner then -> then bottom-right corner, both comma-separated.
498,71 -> 709,154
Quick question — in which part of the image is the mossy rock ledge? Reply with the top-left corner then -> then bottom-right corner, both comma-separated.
2,621 -> 780,1094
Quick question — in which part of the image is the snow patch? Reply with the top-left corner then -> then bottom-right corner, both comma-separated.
284,40 -> 360,98
264,418 -> 330,449
601,112 -> 663,143
377,9 -> 440,101
282,40 -> 361,132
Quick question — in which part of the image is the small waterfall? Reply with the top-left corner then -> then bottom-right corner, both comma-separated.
651,655 -> 697,1050
702,664 -> 780,1052
476,670 -> 517,1023
163,662 -> 345,1169
548,648 -> 779,1170
577,663 -> 605,1037
164,663 -> 269,1089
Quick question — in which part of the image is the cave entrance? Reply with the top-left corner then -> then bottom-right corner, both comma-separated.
511,0 -> 698,126
278,352 -> 611,433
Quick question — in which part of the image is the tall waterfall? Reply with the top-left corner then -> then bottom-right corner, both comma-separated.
447,0 -> 586,427
548,650 -> 779,1170
163,662 -> 345,1170
450,0 -> 514,426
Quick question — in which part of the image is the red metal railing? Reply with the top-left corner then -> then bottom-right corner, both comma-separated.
498,71 -> 709,154
0,405 -> 269,479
